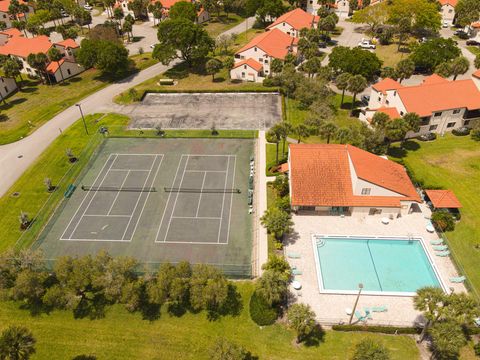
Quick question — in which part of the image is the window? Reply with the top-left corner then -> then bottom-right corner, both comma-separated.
283,22 -> 285,26
67,69 -> 71,75
393,91 -> 396,96
258,58 -> 263,62
452,109 -> 461,114
429,125 -> 438,131
265,70 -> 269,73
434,112 -> 442,117
378,97 -> 381,102
264,59 -> 268,64
464,120 -> 471,126
400,111 -> 404,116
254,47 -> 257,52
241,72 -> 245,78
244,65 -> 247,69
361,188 -> 371,195
448,9 -> 452,12
386,100 -> 390,105
447,122 -> 456,128
369,208 -> 382,215
235,54 -> 240,59
310,0 -> 313,3
4,86 -> 7,93
2,14 -> 5,19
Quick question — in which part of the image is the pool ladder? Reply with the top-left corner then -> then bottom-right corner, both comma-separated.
315,236 -> 326,247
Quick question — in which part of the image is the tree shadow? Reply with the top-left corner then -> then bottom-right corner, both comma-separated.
164,63 -> 190,79
72,295 -> 108,320
213,77 -> 225,83
19,301 -> 53,317
0,113 -> 9,122
0,97 -> 27,110
402,140 -> 420,151
131,36 -> 145,43
19,87 -> 38,94
167,301 -> 188,317
72,355 -> 97,360
206,284 -> 243,321
387,140 -> 420,158
303,325 -> 326,347
67,76 -> 82,83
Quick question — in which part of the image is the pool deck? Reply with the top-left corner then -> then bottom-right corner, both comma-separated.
285,203 -> 466,327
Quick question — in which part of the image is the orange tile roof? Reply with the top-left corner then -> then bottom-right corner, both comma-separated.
422,74 -> 449,85
425,189 -> 462,208
267,8 -> 318,32
289,144 -> 420,207
236,29 -> 295,60
0,35 -> 52,58
55,39 -> 79,49
473,69 -> 480,79
0,28 -> 22,37
397,79 -> 480,117
372,78 -> 403,94
370,107 -> 401,120
233,58 -> 263,72
0,0 -> 28,13
472,22 -> 480,28
279,163 -> 289,173
161,0 -> 185,9
439,0 -> 457,6
46,58 -> 65,74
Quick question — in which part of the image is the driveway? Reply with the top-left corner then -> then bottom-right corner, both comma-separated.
0,18 -> 255,197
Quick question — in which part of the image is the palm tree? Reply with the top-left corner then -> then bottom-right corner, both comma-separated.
451,56 -> 470,80
47,47 -> 64,83
335,72 -> 351,107
277,122 -> 292,157
266,128 -> 281,164
347,74 -> 368,110
395,58 -> 414,83
371,112 -> 390,130
319,121 -> 338,144
293,123 -> 310,143
413,286 -> 445,342
0,326 -> 36,360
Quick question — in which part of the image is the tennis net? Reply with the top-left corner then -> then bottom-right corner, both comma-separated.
164,187 -> 241,193
81,185 -> 156,192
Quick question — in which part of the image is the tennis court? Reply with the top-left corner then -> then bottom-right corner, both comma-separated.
37,138 -> 254,276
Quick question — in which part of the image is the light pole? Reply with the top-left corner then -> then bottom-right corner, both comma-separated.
348,283 -> 364,324
75,103 -> 89,135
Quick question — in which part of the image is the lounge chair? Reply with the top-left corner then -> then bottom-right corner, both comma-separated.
287,252 -> 301,259
292,269 -> 303,275
426,221 -> 435,233
436,250 -> 450,257
371,305 -> 388,312
433,245 -> 448,251
354,311 -> 366,322
449,276 -> 466,283
430,239 -> 444,245
364,308 -> 373,320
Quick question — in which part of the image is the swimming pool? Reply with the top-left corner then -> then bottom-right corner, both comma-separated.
312,235 -> 445,296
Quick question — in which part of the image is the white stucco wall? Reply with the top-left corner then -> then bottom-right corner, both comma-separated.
230,64 -> 263,82
441,4 -> 455,23
0,76 -> 17,98
268,22 -> 301,38
235,46 -> 273,77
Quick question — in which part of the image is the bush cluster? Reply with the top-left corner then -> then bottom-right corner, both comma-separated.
249,290 -> 278,326
431,210 -> 456,232
332,324 -> 420,335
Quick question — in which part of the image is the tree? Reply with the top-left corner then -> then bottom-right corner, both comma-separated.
205,58 -> 223,81
266,127 -> 281,164
351,2 -> 389,35
450,56 -> 470,80
0,326 -> 36,360
96,40 -> 130,77
396,17 -> 411,51
154,19 -> 214,67
260,207 -> 293,240
409,38 -> 460,72
122,20 -> 133,42
127,0 -> 149,20
209,338 -> 252,360
47,47 -> 64,83
413,286 -> 446,342
347,74 -> 368,109
26,53 -> 49,84
113,7 -> 124,28
455,0 -> 480,27
385,118 -> 408,148
329,46 -> 382,80
431,211 -> 455,232
429,321 -> 466,360
256,0 -> 286,25
352,339 -> 390,360
12,269 -> 47,307
287,303 -> 317,344
147,262 -> 176,305
293,123 -> 310,143
272,174 -> 289,197
223,57 -> 234,78
8,0 -> 29,22
319,121 -> 338,144
270,58 -> 283,75
169,1 -> 197,22
395,58 -> 414,83
189,264 -> 229,314
475,54 -> 480,69
261,254 -> 291,280
403,112 -> 421,134
380,67 -> 397,80
435,62 -> 452,78
387,0 -> 441,34
148,2 -> 163,25
371,112 -> 390,130
276,121 -> 292,157
335,72 -> 351,106
299,57 -> 322,78
294,78 -> 330,109
3,58 -> 22,89
255,269 -> 288,306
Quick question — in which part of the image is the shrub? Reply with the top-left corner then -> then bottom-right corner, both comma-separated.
474,342 -> 480,356
432,210 -> 456,232
332,324 -> 420,334
352,339 -> 390,360
249,290 -> 278,326
471,129 -> 480,141
452,127 -> 470,136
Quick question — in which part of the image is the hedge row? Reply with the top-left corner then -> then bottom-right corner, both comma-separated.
332,324 -> 421,335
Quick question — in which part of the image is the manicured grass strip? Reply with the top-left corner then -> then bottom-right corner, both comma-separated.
388,135 -> 480,299
0,282 -> 419,360
108,127 -> 258,139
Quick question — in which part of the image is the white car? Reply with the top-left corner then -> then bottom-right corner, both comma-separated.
442,21 -> 449,28
358,39 -> 376,49
150,44 -> 156,49
84,4 -> 93,10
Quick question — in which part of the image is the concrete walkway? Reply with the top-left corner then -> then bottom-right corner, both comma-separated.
0,17 -> 255,198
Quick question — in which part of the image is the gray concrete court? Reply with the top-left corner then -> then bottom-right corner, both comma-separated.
125,92 -> 282,130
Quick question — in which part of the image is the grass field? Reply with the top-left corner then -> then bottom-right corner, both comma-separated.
202,12 -> 244,37
467,46 -> 480,57
388,135 -> 480,299
375,43 -> 409,68
0,282 -> 420,360
0,53 -> 157,145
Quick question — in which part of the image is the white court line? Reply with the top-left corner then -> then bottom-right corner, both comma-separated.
162,155 -> 189,242
61,238 -> 130,242
114,153 -> 159,156
124,154 -> 164,242
195,172 -> 207,217
154,155 -> 186,243
186,170 -> 227,173
60,153 -> 115,240
120,155 -> 159,241
109,169 -> 150,172
107,170 -> 131,215
83,214 -> 131,218
172,216 -> 222,220
216,155 -> 231,244
66,154 -> 119,239
224,155 -> 237,245
160,241 -> 229,245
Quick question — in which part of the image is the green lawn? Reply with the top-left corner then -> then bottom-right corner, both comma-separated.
375,43 -> 409,68
0,282 -> 419,360
202,12 -> 245,37
388,135 -> 480,299
467,46 -> 480,57
0,53 -> 158,145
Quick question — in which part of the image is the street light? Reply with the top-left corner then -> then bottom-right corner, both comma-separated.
75,103 -> 89,135
348,283 -> 364,324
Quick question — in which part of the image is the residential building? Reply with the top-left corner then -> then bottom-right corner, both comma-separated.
0,27 -> 22,45
361,74 -> 480,136
306,0 -> 351,18
266,8 -> 319,38
288,144 -> 421,217
439,0 -> 457,25
0,0 -> 34,29
0,35 -> 84,82
230,29 -> 297,82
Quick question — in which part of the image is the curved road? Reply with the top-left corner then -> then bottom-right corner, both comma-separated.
0,18 -> 254,197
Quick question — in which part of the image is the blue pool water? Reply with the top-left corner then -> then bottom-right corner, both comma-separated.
315,237 -> 442,294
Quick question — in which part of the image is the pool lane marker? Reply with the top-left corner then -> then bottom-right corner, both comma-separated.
366,239 -> 383,291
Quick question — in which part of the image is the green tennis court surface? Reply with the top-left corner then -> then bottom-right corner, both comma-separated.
36,138 -> 254,277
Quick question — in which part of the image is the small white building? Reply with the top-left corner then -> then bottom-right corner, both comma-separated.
306,0 -> 351,18
230,29 -> 297,82
439,0 -> 457,26
266,8 -> 319,38
0,75 -> 17,98
361,74 -> 480,136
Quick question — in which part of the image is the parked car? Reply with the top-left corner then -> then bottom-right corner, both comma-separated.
60,10 -> 69,17
419,132 -> 437,141
318,41 -> 327,48
361,95 -> 370,105
454,30 -> 469,39
358,39 -> 376,49
466,40 -> 480,46
84,4 -> 93,10
150,44 -> 156,49
442,21 -> 449,28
